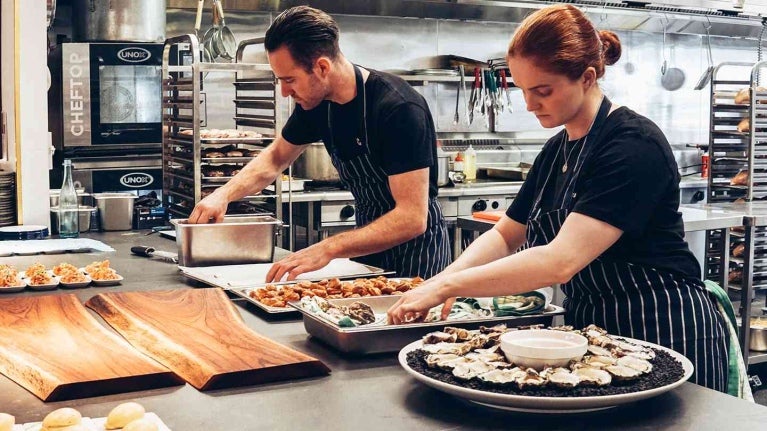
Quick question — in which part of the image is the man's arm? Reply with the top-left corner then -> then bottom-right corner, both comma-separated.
265,167 -> 431,281
187,135 -> 306,224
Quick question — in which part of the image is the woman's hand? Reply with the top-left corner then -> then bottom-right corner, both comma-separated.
387,277 -> 455,325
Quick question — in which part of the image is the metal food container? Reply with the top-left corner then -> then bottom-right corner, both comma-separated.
748,317 -> 767,352
171,215 -> 283,267
93,193 -> 137,231
290,295 -> 565,355
50,206 -> 96,233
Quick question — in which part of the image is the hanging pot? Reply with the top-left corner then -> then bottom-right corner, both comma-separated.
72,0 -> 167,42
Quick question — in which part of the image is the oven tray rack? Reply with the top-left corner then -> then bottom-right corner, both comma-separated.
288,295 -> 564,355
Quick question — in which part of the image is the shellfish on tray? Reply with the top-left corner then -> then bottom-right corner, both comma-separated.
418,324 -> 657,389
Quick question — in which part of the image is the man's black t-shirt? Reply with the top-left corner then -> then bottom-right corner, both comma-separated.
506,107 -> 701,279
281,68 -> 439,198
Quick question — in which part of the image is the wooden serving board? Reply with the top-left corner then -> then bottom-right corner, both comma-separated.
86,289 -> 330,390
0,294 -> 182,402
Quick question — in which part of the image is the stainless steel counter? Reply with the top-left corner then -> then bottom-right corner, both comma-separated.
280,182 -> 525,203
1,232 -> 766,429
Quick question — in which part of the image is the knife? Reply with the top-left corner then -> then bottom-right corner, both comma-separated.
131,245 -> 178,263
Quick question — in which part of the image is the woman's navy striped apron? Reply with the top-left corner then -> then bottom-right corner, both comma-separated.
325,65 -> 451,279
525,97 -> 729,391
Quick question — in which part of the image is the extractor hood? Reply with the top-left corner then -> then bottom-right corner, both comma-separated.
168,0 -> 767,38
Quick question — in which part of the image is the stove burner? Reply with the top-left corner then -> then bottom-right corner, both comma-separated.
304,180 -> 347,191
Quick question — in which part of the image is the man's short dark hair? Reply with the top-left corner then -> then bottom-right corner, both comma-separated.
264,6 -> 341,72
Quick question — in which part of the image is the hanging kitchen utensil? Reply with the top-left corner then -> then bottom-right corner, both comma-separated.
453,66 -> 461,125
461,65 -> 470,124
201,1 -> 218,60
194,0 -> 213,64
624,32 -> 636,75
660,17 -> 686,92
468,67 -> 480,124
213,0 -> 237,61
500,70 -> 513,113
694,17 -> 714,90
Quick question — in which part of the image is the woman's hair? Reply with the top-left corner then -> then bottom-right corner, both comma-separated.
264,6 -> 341,72
507,4 -> 621,80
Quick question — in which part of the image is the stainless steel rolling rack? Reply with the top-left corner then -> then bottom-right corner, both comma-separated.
706,62 -> 754,292
160,35 -> 287,234
707,61 -> 767,366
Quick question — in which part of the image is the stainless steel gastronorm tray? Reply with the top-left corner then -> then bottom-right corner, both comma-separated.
289,295 -> 566,355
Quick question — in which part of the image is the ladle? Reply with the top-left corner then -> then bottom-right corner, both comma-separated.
660,16 -> 686,92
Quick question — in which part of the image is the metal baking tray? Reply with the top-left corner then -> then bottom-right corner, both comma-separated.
183,258 -> 388,289
289,295 -> 565,355
229,276 -> 399,315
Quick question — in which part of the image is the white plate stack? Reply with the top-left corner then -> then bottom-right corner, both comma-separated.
0,172 -> 16,227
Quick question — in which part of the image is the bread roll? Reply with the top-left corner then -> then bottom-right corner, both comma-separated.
42,407 -> 81,428
729,268 -> 743,283
43,425 -> 88,431
735,88 -> 750,104
205,151 -> 225,158
122,418 -> 158,431
106,402 -> 145,430
732,243 -> 745,258
225,150 -> 244,157
731,170 -> 749,186
246,149 -> 260,157
0,413 -> 14,431
737,117 -> 750,132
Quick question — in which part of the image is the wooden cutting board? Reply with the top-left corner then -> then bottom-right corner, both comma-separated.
86,289 -> 330,390
0,294 -> 182,401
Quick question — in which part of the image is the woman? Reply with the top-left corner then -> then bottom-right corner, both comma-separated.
387,4 -> 729,392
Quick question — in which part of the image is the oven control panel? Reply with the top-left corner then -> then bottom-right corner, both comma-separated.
319,200 -> 357,225
458,196 -> 514,217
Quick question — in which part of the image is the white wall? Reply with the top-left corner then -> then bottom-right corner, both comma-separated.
1,0 -> 51,226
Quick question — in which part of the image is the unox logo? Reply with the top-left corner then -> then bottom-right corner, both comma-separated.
117,47 -> 151,63
120,172 -> 154,188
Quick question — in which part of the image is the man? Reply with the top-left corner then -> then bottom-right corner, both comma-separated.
188,6 -> 450,282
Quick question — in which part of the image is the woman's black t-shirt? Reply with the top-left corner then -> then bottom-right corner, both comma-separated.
506,107 -> 701,279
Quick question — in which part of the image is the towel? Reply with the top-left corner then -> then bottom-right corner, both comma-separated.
493,291 -> 547,316
704,280 -> 754,401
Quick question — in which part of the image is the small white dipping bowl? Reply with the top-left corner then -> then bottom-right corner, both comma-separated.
500,329 -> 588,370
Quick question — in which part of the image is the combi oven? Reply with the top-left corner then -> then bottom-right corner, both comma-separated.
53,42 -> 163,150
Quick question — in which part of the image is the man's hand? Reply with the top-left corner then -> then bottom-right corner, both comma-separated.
265,242 -> 336,283
187,192 -> 229,224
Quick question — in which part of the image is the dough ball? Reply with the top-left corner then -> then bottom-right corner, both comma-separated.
123,418 -> 159,431
106,402 -> 145,429
42,407 -> 82,428
0,413 -> 14,431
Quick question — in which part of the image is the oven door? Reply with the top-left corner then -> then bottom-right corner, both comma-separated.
62,43 -> 163,148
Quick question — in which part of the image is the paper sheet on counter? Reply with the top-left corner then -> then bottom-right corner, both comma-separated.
179,258 -> 385,288
0,238 -> 114,256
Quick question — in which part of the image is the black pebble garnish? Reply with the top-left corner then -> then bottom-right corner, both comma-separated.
406,348 -> 685,398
